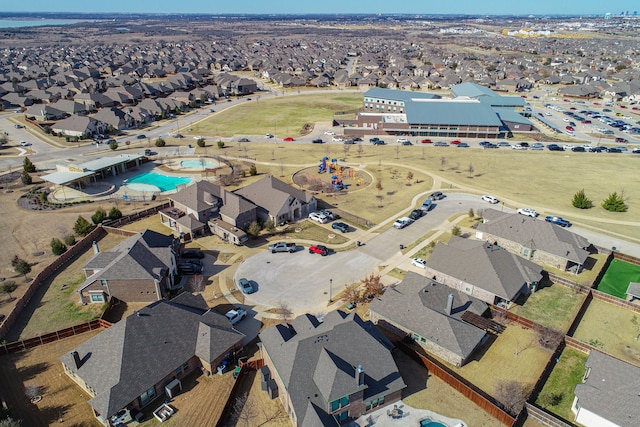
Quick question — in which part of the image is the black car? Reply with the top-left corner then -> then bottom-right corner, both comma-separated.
343,139 -> 356,144
571,146 -> 586,152
352,137 -> 363,142
136,134 -> 146,139
482,143 -> 498,149
238,137 -> 250,142
321,210 -> 339,221
312,138 -> 324,144
590,146 -> 606,153
519,142 -> 529,148
178,263 -> 203,274
182,249 -> 205,259
409,209 -> 423,220
547,144 -> 564,151
607,147 -> 623,153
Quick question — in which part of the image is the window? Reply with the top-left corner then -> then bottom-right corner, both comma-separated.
140,386 -> 156,406
183,362 -> 189,371
365,401 -> 372,411
330,396 -> 349,412
90,293 -> 104,303
100,279 -> 108,287
379,395 -> 385,405
333,411 -> 348,422
175,367 -> 181,375
420,337 -> 427,343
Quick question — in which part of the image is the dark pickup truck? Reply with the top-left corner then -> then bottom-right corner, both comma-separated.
268,242 -> 298,253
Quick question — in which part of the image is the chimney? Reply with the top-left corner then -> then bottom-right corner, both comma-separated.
92,240 -> 99,255
71,350 -> 82,369
445,293 -> 454,316
356,365 -> 365,387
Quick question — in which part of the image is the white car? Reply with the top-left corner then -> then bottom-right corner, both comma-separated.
517,208 -> 538,218
511,144 -> 527,150
563,118 -> 570,122
265,133 -> 274,139
396,138 -> 410,144
544,112 -> 552,116
225,309 -> 246,326
324,131 -> 335,135
19,141 -> 31,146
581,144 -> 594,150
309,212 -> 329,224
332,137 -> 343,142
412,258 -> 427,268
562,144 -> 574,150
482,195 -> 499,204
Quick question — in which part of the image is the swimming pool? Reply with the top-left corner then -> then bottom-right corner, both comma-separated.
419,419 -> 447,427
125,172 -> 192,192
179,159 -> 218,169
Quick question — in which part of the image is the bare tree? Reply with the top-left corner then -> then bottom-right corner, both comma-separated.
343,283 -> 362,305
25,383 -> 42,401
218,174 -> 236,186
440,156 -> 447,170
421,146 -> 425,160
395,145 -> 400,159
362,273 -> 384,300
513,336 -> 537,356
537,328 -> 563,350
343,143 -> 350,157
233,393 -> 257,427
187,274 -> 206,294
277,300 -> 293,325
356,141 -> 364,157
375,179 -> 384,208
494,380 -> 531,416
406,171 -> 414,185
467,163 -> 474,176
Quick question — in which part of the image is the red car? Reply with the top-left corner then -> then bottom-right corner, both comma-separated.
593,102 -> 601,105
450,140 -> 462,145
615,137 -> 628,143
566,126 -> 574,131
620,105 -> 627,109
420,139 -> 432,144
283,137 -> 295,142
308,245 -> 329,256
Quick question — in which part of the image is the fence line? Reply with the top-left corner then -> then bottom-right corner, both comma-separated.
524,403 -> 574,427
215,359 -> 264,427
102,201 -> 170,228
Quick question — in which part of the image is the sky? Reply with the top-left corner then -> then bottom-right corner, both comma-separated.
1,1 -> 639,16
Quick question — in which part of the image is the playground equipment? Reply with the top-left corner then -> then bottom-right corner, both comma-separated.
318,156 -> 329,174
331,175 -> 346,191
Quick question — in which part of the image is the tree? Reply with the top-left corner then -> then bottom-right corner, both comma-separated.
277,301 -> 293,325
22,157 -> 36,173
64,234 -> 76,246
467,163 -> 474,176
0,281 -> 18,301
50,238 -> 67,255
602,191 -> 627,212
217,140 -> 225,149
343,283 -> 362,305
264,219 -> 275,233
24,383 -> 41,401
440,156 -> 447,170
468,208 -> 475,218
246,221 -> 261,237
196,138 -> 206,147
15,259 -> 31,279
406,171 -> 414,185
155,138 -> 166,147
73,215 -> 95,236
572,188 -> 593,209
375,179 -> 383,208
109,140 -> 118,150
232,393 -> 257,427
108,207 -> 122,220
494,380 -> 530,416
451,225 -> 461,236
20,171 -> 32,185
91,208 -> 107,225
361,273 -> 384,300
11,255 -> 21,268
249,164 -> 257,176
187,274 -> 206,294
537,328 -> 563,350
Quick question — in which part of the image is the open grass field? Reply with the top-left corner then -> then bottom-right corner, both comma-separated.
443,324 -> 552,397
191,92 -> 363,138
396,349 -> 503,427
0,330 -> 103,427
572,298 -> 640,366
535,347 -> 588,423
510,282 -> 587,332
5,233 -> 126,341
596,259 -> 640,299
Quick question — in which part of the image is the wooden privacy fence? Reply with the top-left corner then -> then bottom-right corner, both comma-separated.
525,403 -> 574,427
102,201 -> 170,228
0,318 -> 112,355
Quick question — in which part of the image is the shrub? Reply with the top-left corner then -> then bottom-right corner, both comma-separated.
451,225 -> 461,236
0,281 -> 18,300
602,191 -> 627,212
109,141 -> 118,150
91,208 -> 107,225
264,219 -> 275,232
14,259 -> 31,278
246,221 -> 261,237
64,234 -> 76,246
572,188 -> 592,209
155,138 -> 166,147
50,238 -> 67,255
108,207 -> 122,220
249,164 -> 257,176
73,215 -> 95,236
21,171 -> 32,185
23,156 -> 36,173
196,138 -> 205,147
217,140 -> 225,149
468,208 -> 475,218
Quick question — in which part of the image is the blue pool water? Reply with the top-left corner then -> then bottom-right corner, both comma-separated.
180,159 -> 218,169
125,172 -> 191,192
419,420 -> 447,427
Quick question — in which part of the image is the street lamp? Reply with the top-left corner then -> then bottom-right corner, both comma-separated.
329,278 -> 333,303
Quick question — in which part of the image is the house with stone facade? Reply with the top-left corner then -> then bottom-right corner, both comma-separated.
369,272 -> 489,367
61,293 -> 244,426
475,209 -> 590,272
424,236 -> 543,307
259,310 -> 406,426
77,230 -> 179,304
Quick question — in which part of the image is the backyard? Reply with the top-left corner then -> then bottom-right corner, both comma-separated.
596,258 -> 640,299
572,298 -> 640,366
535,346 -> 588,423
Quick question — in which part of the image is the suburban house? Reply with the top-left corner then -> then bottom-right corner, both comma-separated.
160,180 -> 256,244
475,209 -> 591,272
77,230 -> 180,304
234,175 -> 317,224
369,272 -> 490,367
572,350 -> 640,427
61,293 -> 245,426
424,236 -> 544,306
259,310 -> 406,426
51,114 -> 107,137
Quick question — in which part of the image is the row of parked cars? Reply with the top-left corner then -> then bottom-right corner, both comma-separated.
308,210 -> 351,233
393,191 -> 442,229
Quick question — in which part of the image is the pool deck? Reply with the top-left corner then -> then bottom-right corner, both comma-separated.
346,400 -> 466,427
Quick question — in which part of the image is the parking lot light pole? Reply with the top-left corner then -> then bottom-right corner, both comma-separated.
329,278 -> 333,303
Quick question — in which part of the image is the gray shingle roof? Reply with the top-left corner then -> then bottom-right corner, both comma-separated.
170,180 -> 256,220
369,272 -> 488,361
477,209 -> 590,265
234,175 -> 314,217
60,295 -> 243,419
259,311 -> 405,426
573,350 -> 640,426
427,236 -> 543,301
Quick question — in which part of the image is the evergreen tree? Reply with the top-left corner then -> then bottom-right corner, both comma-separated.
73,215 -> 95,236
50,238 -> 67,255
572,189 -> 592,209
602,191 -> 627,212
23,156 -> 36,173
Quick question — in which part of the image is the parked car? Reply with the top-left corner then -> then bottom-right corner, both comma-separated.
182,249 -> 205,259
320,210 -> 339,221
238,278 -> 255,294
517,208 -> 538,218
397,138 -> 410,144
607,147 -> 623,153
178,263 -> 203,274
324,131 -> 335,135
429,191 -> 444,201
401,140 -> 413,146
283,137 -> 295,142
411,258 -> 427,268
136,134 -> 146,139
420,199 -> 433,212
547,144 -> 564,151
343,139 -> 356,144
268,242 -> 297,253
19,141 -> 30,146
497,141 -> 511,147
309,245 -> 329,256
409,209 -> 423,220
393,217 -> 413,229
450,140 -> 462,145
545,216 -> 571,227
331,222 -> 349,233
332,137 -> 343,142
571,146 -> 586,152
225,309 -> 246,325
433,141 -> 449,147
482,195 -> 499,204
615,137 -> 628,143
512,144 -> 527,150
308,212 -> 329,224
420,139 -> 432,144
265,133 -> 274,138
372,139 -> 385,145
312,138 -> 324,144
238,137 -> 250,142
352,137 -> 363,142
589,146 -> 607,153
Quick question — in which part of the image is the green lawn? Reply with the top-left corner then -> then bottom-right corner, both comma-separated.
597,259 -> 640,299
191,93 -> 363,137
572,298 -> 640,366
510,283 -> 587,333
535,347 -> 587,423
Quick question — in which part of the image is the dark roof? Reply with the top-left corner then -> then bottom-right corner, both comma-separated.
369,272 -> 488,361
234,175 -> 314,216
477,209 -> 590,265
259,311 -> 405,426
427,236 -> 543,301
573,350 -> 640,426
60,295 -> 244,419
170,180 -> 256,219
